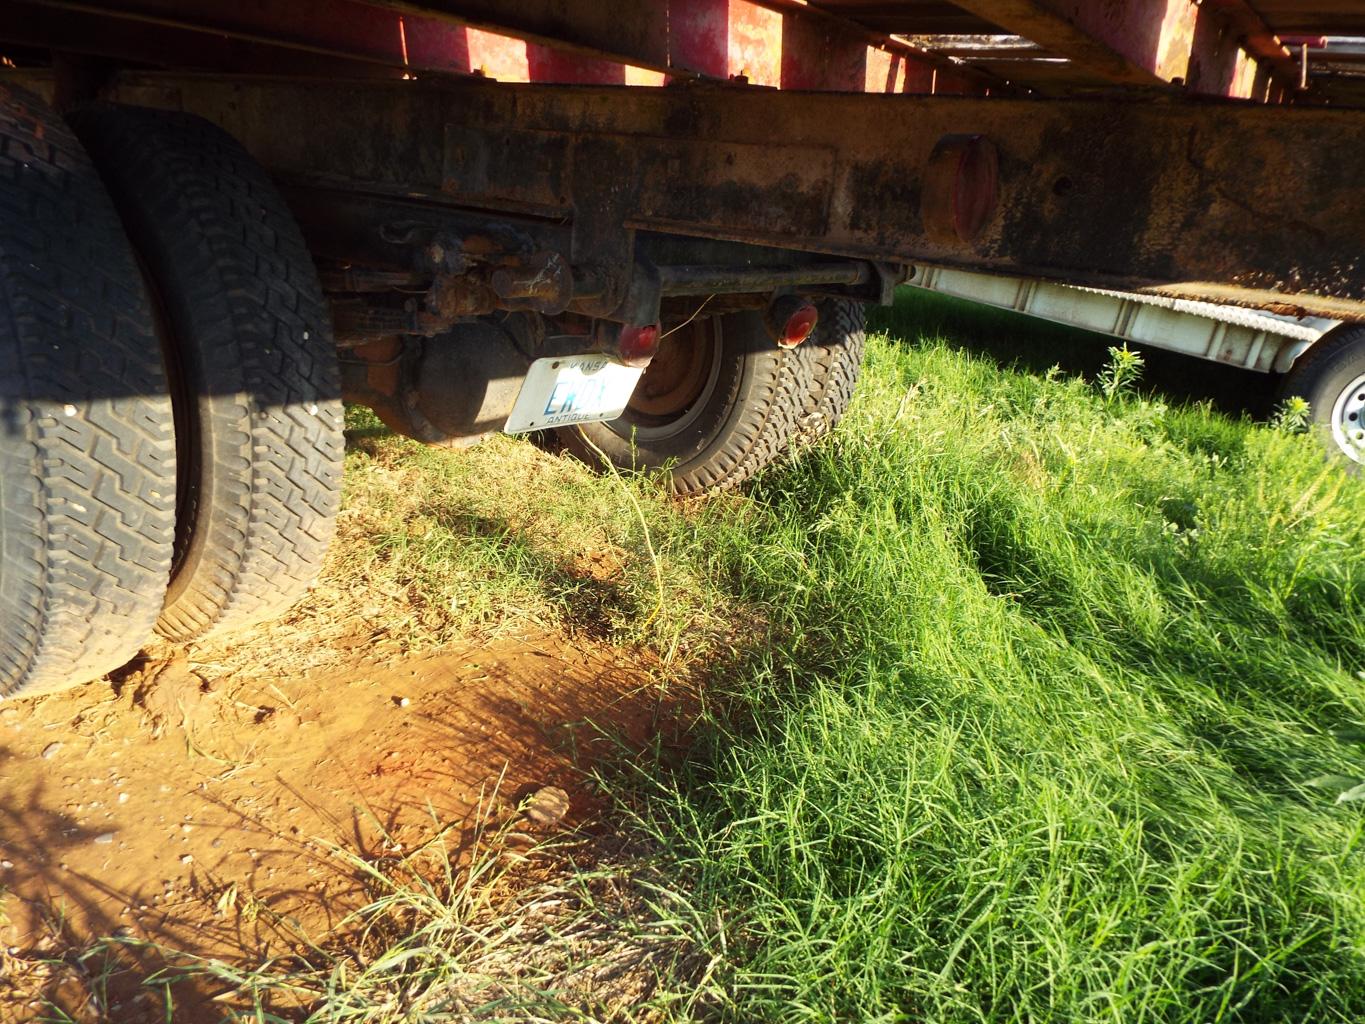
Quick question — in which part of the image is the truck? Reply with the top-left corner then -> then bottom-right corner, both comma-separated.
2,0 -> 1363,697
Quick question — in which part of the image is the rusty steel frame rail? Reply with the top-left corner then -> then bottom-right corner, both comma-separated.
109,73 -> 1365,320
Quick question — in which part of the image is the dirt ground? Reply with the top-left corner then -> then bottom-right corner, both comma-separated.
0,600 -> 686,1020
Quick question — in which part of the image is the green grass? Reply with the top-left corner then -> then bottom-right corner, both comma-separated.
335,406 -> 732,660
621,296 -> 1365,1022
120,291 -> 1365,1021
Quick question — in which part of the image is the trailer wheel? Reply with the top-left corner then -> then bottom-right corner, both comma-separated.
71,106 -> 343,642
791,298 -> 866,443
1279,324 -> 1365,465
558,310 -> 811,495
0,86 -> 176,698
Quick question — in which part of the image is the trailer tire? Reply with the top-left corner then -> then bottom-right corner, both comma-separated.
1279,324 -> 1365,466
791,298 -> 866,443
558,310 -> 805,495
71,105 -> 343,642
0,86 -> 176,698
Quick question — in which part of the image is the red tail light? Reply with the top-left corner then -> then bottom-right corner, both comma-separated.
617,323 -> 660,367
767,296 -> 819,348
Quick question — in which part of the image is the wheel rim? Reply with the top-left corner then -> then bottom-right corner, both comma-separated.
610,317 -> 722,442
1330,372 -> 1365,463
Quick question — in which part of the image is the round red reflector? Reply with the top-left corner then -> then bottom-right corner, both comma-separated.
779,304 -> 819,348
618,323 -> 660,367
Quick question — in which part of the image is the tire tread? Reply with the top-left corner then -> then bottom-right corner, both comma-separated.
0,85 -> 175,697
71,105 -> 342,642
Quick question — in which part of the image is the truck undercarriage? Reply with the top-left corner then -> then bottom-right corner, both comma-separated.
2,0 -> 1364,695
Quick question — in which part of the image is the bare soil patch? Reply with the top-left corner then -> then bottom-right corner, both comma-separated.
0,621 -> 683,1021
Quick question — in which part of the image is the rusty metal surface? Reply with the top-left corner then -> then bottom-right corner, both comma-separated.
807,0 -> 1360,99
284,184 -> 882,337
657,263 -> 869,297
12,0 -> 1363,104
365,0 -> 676,72
1252,1 -> 1365,36
920,134 -> 998,245
902,0 -> 1175,86
0,4 -> 408,79
17,0 -> 472,74
9,0 -> 996,94
884,0 -> 1290,97
109,73 -> 1365,318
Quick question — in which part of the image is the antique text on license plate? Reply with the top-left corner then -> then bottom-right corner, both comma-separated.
503,354 -> 645,434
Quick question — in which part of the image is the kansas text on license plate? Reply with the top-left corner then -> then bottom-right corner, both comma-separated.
504,354 -> 645,434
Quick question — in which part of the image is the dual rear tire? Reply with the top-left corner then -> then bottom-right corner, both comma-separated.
0,85 -> 174,697
2,87 -> 863,693
72,105 -> 344,642
0,89 -> 342,698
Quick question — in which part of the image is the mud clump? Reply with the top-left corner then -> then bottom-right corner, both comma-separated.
126,654 -> 216,739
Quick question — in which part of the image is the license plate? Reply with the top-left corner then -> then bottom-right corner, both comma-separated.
503,354 -> 645,434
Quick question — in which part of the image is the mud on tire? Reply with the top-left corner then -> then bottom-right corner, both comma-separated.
0,86 -> 176,698
71,105 -> 344,642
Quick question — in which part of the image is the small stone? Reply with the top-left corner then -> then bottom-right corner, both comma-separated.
93,832 -> 115,845
521,785 -> 571,827
0,861 -> 11,869
393,696 -> 410,708
180,854 -> 193,865
118,792 -> 129,804
40,742 -> 62,759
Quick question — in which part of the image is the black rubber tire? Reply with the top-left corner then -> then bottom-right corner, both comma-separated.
1279,323 -> 1365,465
0,85 -> 176,698
70,105 -> 344,642
558,311 -> 796,495
559,301 -> 866,494
791,297 -> 866,444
